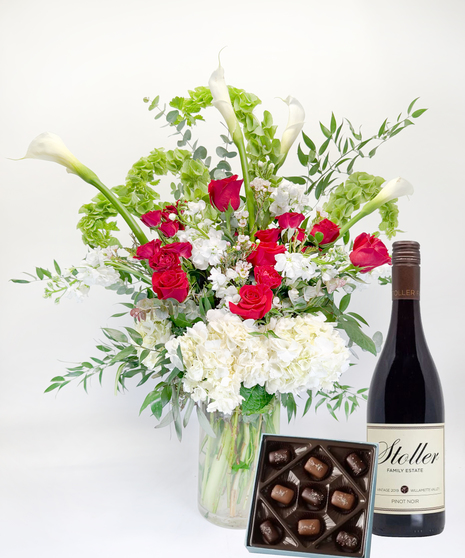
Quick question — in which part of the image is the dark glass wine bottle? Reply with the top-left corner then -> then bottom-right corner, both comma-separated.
367,241 -> 445,537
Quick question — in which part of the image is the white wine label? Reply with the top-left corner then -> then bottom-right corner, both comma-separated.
367,423 -> 445,515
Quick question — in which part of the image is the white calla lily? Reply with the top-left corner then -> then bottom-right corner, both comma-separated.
15,132 -> 149,245
280,96 -> 305,155
338,177 -> 414,237
208,63 -> 239,138
365,177 -> 414,210
19,132 -> 92,178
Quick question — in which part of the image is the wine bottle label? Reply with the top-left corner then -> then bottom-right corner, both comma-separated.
367,423 -> 445,515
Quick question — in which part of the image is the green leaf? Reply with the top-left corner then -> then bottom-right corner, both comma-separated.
240,384 -> 274,416
297,144 -> 309,166
330,113 -> 337,134
148,96 -> 160,111
303,390 -> 313,416
407,97 -> 420,114
102,328 -> 128,344
44,383 -> 61,393
344,400 -> 350,419
347,312 -> 369,326
318,138 -> 331,155
172,388 -> 182,442
232,461 -> 250,472
284,176 -> 306,185
53,260 -> 61,275
337,317 -> 376,355
302,132 -> 316,151
35,267 -> 44,280
378,119 -> 388,136
140,389 -> 162,415
154,410 -> 174,429
183,398 -> 195,428
193,146 -> 207,160
196,406 -> 216,438
111,312 -> 127,318
320,122 -> 332,138
412,108 -> 427,118
339,293 -> 351,313
10,279 -> 31,284
125,327 -> 143,345
50,376 -> 65,382
327,402 -> 339,421
166,110 -> 179,124
114,363 -> 125,395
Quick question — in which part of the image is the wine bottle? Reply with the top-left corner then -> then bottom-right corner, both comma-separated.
367,241 -> 445,537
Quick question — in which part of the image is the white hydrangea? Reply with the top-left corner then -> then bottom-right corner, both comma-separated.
269,182 -> 312,216
184,200 -> 206,217
208,267 -> 228,291
262,313 -> 350,394
165,310 -> 350,414
177,227 -> 228,270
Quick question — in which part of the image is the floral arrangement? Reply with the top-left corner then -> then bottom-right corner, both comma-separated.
14,63 -> 424,427
14,60 -> 424,525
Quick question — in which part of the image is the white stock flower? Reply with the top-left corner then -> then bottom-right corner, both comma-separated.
280,96 -> 305,155
208,267 -> 228,291
75,247 -> 121,288
269,182 -> 311,216
275,252 -> 316,282
178,227 -> 227,270
135,311 -> 173,370
185,200 -> 206,217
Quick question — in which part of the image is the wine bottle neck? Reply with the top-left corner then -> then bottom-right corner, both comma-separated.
389,263 -> 424,344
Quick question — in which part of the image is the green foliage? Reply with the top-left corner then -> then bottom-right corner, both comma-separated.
303,383 -> 368,420
240,384 -> 275,415
296,99 -> 427,205
324,172 -> 400,238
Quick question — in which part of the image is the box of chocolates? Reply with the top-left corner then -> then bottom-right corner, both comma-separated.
245,435 -> 378,558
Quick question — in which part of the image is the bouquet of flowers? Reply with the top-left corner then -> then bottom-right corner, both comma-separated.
14,61 -> 423,527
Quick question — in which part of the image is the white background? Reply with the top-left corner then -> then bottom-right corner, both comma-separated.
0,1 -> 463,556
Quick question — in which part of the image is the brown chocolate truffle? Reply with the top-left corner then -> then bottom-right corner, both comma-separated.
269,448 -> 291,467
331,490 -> 355,511
301,487 -> 325,509
346,452 -> 367,477
270,484 -> 295,505
304,456 -> 329,479
260,520 -> 281,545
336,530 -> 360,551
297,518 -> 321,536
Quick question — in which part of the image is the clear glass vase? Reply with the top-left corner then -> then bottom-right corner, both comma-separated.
197,399 -> 280,529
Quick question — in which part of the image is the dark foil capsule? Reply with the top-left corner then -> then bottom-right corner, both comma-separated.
304,456 -> 329,479
301,487 -> 325,509
271,484 -> 295,505
346,452 -> 367,477
331,490 -> 355,511
297,518 -> 321,537
260,520 -> 280,545
269,448 -> 291,467
336,530 -> 360,551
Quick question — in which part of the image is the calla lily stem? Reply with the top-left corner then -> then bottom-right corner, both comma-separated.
88,177 -> 149,246
235,139 -> 256,234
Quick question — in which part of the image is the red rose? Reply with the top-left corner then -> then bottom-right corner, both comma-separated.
208,174 -> 243,212
141,210 -> 162,228
350,233 -> 391,273
229,284 -> 273,320
158,219 -> 179,238
277,212 -> 305,229
149,251 -> 180,272
152,269 -> 190,302
134,239 -> 161,260
247,242 -> 286,267
254,265 -> 282,289
255,228 -> 281,243
310,218 -> 340,245
162,242 -> 192,259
